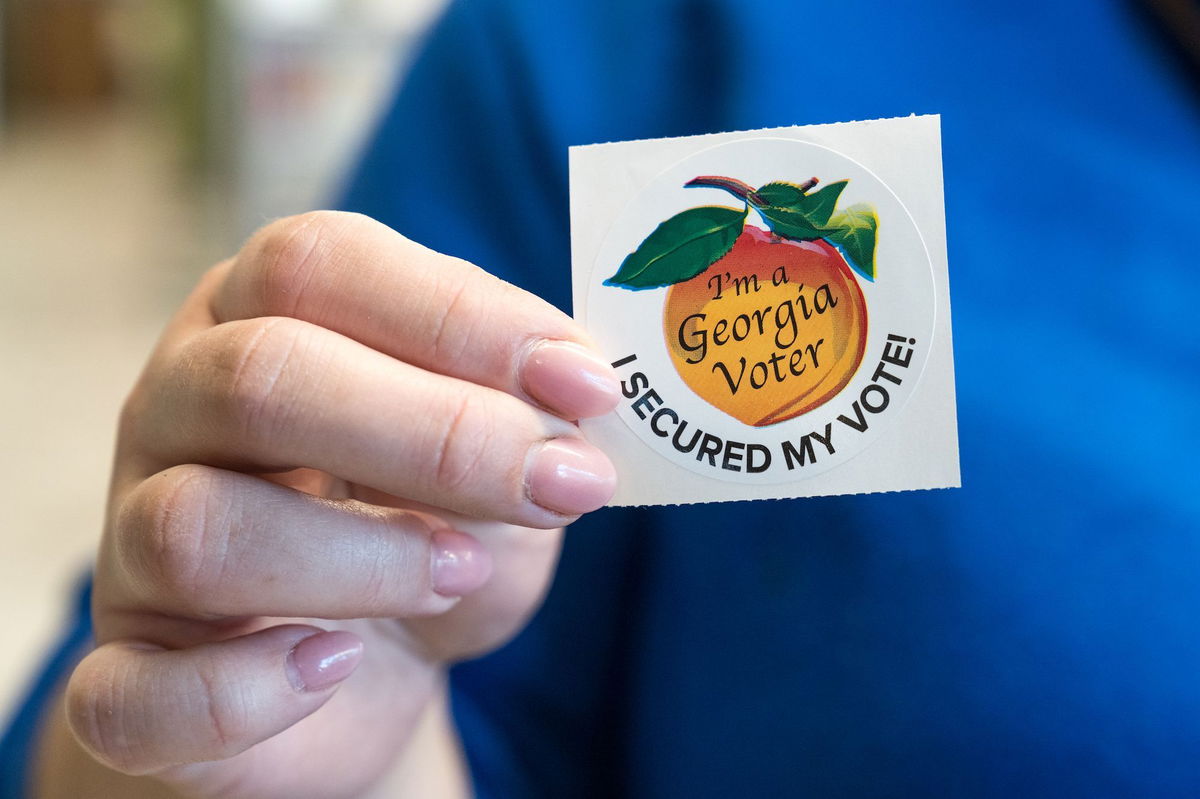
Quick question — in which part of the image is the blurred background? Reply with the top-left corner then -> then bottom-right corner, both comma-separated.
0,0 -> 448,726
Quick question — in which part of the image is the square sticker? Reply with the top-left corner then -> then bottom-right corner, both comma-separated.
570,115 -> 959,506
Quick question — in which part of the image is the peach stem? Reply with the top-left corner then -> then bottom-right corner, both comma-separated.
685,176 -> 762,204
684,175 -> 820,206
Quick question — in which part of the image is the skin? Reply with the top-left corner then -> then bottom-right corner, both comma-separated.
32,211 -> 621,799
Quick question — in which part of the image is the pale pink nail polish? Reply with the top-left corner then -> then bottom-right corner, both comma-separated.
287,631 -> 363,692
526,438 -> 617,516
521,340 -> 621,420
431,528 -> 493,597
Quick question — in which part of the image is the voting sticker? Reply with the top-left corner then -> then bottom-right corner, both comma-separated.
570,116 -> 959,505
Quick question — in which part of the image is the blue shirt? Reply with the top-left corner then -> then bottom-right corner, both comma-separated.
5,1 -> 1198,796
341,1 -> 1200,796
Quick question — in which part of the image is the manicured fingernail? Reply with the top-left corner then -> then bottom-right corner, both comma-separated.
521,340 -> 621,420
287,631 -> 363,692
431,528 -> 493,597
526,438 -> 617,516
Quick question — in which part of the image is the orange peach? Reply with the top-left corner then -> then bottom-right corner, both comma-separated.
663,226 -> 867,426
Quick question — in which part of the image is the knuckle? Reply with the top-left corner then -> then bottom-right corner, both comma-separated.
432,392 -> 497,495
190,659 -> 244,758
425,261 -> 517,365
246,211 -> 368,317
119,465 -> 231,605
428,275 -> 472,362
213,317 -> 308,446
246,212 -> 331,317
66,656 -> 145,775
359,513 -> 436,614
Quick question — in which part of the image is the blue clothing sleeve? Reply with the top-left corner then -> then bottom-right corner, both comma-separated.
338,0 -> 570,306
0,576 -> 93,799
337,0 -> 745,309
338,1 -> 1200,797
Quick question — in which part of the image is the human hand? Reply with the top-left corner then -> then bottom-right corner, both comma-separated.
58,212 -> 619,798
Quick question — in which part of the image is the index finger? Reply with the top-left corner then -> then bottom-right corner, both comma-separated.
212,211 -> 620,421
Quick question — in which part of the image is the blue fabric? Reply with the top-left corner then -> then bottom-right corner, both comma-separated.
0,576 -> 92,799
341,1 -> 1200,797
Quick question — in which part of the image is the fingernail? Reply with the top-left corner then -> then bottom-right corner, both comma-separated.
431,528 -> 493,597
526,438 -> 617,516
287,631 -> 363,692
521,340 -> 621,420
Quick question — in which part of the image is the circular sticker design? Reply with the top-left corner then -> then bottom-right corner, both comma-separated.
586,137 -> 936,484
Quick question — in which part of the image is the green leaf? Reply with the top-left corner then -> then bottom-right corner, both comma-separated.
825,203 -> 879,281
753,181 -> 809,207
791,181 -> 847,226
752,180 -> 846,226
604,205 -> 747,289
755,180 -> 846,222
754,204 -> 827,241
750,180 -> 849,243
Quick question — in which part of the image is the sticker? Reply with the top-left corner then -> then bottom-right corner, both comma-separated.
570,116 -> 959,506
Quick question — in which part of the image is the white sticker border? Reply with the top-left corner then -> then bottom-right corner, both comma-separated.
570,116 -> 960,506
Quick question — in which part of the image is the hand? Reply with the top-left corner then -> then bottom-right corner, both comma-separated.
57,212 -> 619,798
